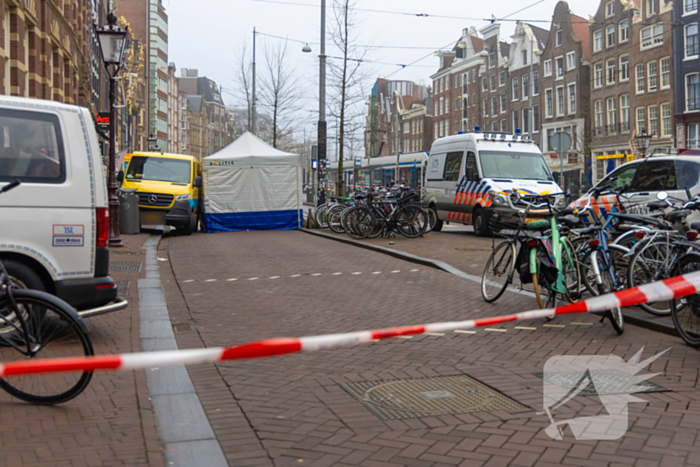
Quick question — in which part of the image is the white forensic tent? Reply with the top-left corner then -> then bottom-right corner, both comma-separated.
202,132 -> 303,232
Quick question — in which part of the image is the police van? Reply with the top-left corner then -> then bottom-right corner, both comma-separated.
423,130 -> 564,236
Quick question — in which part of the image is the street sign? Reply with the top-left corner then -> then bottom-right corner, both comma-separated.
549,131 -> 572,153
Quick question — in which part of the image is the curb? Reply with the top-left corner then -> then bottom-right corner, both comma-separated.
300,228 -> 680,338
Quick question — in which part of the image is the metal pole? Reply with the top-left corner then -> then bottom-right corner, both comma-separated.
108,74 -> 123,247
252,27 -> 257,135
219,84 -> 223,150
529,34 -> 533,136
317,0 -> 327,206
559,132 -> 564,192
394,96 -> 400,183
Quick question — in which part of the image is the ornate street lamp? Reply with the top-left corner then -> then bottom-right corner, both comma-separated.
96,12 -> 128,247
635,130 -> 653,159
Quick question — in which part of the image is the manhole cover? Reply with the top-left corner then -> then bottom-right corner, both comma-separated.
109,261 -> 142,272
173,323 -> 194,333
340,375 -> 526,420
533,369 -> 669,396
116,281 -> 130,297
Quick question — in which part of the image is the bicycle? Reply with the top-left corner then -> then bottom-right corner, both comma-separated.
0,180 -> 94,404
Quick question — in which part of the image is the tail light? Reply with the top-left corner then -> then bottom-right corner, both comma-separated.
634,231 -> 645,239
687,231 -> 698,240
96,208 -> 109,248
588,239 -> 600,248
527,240 -> 538,247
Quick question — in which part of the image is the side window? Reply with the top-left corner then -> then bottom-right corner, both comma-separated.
599,164 -> 638,191
426,153 -> 446,181
0,109 -> 65,183
675,160 -> 700,191
466,151 -> 478,181
443,152 -> 463,182
632,161 -> 676,191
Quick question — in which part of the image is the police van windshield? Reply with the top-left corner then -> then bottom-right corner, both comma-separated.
479,151 -> 553,181
126,156 -> 191,183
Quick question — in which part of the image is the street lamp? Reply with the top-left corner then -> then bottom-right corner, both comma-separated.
635,130 -> 653,158
96,12 -> 128,248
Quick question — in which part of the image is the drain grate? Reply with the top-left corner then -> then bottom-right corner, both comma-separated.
341,375 -> 526,420
116,281 -> 130,297
173,323 -> 194,333
109,261 -> 142,272
533,369 -> 669,396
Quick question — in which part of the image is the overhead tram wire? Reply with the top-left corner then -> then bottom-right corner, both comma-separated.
255,31 -> 442,50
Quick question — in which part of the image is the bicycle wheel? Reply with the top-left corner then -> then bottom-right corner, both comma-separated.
562,238 -> 581,302
481,241 -> 516,303
627,239 -> 674,316
0,289 -> 93,405
316,204 -> 330,228
327,205 -> 346,234
395,205 -> 428,238
597,276 -> 624,335
671,253 -> 700,347
344,206 -> 375,239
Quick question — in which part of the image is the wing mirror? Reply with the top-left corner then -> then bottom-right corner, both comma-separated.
656,191 -> 669,201
194,176 -> 203,188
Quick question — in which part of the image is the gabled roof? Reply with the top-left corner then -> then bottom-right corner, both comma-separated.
500,41 -> 511,58
471,36 -> 484,53
570,14 -> 591,61
528,24 -> 550,49
187,95 -> 203,113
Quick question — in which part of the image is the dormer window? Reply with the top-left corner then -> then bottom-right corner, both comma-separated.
556,29 -> 562,47
489,52 -> 495,68
605,1 -> 614,17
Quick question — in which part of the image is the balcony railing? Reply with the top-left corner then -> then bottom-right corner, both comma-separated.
688,98 -> 700,112
620,121 -> 630,133
606,123 -> 618,135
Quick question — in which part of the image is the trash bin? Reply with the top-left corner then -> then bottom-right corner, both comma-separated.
118,188 -> 140,235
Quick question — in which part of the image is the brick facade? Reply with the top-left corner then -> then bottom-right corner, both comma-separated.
673,0 -> 699,149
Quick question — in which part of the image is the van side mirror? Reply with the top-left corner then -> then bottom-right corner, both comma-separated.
194,176 -> 203,188
466,167 -> 478,181
117,170 -> 124,184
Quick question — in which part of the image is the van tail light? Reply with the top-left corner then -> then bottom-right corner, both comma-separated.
634,231 -> 645,239
527,240 -> 538,247
588,239 -> 600,248
687,231 -> 698,240
96,208 -> 109,248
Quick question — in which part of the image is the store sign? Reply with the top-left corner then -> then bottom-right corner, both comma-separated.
96,113 -> 111,131
595,154 -> 626,160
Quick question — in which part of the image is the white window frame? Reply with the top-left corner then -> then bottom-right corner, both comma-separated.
500,94 -> 506,113
532,105 -> 540,133
568,82 -> 577,115
482,77 -> 488,92
522,73 -> 529,100
595,100 -> 604,132
556,29 -> 562,47
556,85 -> 565,117
606,1 -> 614,17
660,57 -> 671,89
606,25 -> 616,48
545,88 -> 553,118
594,62 -> 603,89
555,56 -> 564,79
594,30 -> 603,52
636,64 -> 645,94
620,94 -> 630,133
533,71 -> 540,96
522,50 -> 528,66
566,51 -> 576,71
685,23 -> 699,59
607,98 -> 617,133
489,52 -> 495,68
512,77 -> 519,102
685,0 -> 699,16
637,107 -> 647,133
490,74 -> 497,91
648,61 -> 658,92
483,100 -> 488,118
620,20 -> 629,43
649,104 -> 658,136
647,0 -> 657,17
686,73 -> 700,112
499,71 -> 505,87
640,24 -> 664,50
606,58 -> 616,85
543,60 -> 552,77
661,102 -> 672,137
445,97 -> 449,114
620,54 -> 630,82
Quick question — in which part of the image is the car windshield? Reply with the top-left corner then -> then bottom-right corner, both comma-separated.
479,151 -> 553,181
126,156 -> 191,183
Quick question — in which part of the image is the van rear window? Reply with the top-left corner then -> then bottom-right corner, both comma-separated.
0,109 -> 64,184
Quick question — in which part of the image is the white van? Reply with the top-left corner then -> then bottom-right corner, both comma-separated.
0,97 -> 126,317
423,131 -> 564,236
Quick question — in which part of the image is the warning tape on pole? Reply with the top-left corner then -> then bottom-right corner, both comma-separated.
2,271 -> 699,378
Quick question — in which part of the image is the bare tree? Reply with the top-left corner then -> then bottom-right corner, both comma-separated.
260,39 -> 302,148
328,0 -> 372,195
232,39 -> 253,132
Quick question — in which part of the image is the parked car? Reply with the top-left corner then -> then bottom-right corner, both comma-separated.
0,96 -> 126,317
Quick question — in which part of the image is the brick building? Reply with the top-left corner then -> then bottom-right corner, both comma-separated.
185,94 -> 207,162
450,28 -> 486,134
540,1 -> 591,195
479,23 -> 511,134
399,99 -> 433,154
674,0 -> 700,148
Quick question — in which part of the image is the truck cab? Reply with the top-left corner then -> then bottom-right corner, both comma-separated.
423,131 -> 563,236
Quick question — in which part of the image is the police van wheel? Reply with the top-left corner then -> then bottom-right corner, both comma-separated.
473,209 -> 489,237
3,259 -> 46,291
180,212 -> 197,236
429,207 -> 443,232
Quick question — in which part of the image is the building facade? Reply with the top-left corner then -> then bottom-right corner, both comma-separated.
675,0 -> 700,149
540,1 -> 591,195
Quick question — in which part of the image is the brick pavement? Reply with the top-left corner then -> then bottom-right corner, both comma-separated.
0,234 -> 164,467
161,230 -> 700,467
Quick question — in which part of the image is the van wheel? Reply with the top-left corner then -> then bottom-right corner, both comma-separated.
473,208 -> 489,237
180,211 -> 197,236
3,260 -> 45,291
429,206 -> 443,232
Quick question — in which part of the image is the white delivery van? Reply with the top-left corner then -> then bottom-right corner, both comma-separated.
423,131 -> 564,236
0,96 -> 126,317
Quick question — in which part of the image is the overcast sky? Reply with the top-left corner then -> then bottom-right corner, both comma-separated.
164,0 -> 597,153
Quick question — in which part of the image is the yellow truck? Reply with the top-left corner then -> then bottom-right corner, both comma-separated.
118,152 -> 202,235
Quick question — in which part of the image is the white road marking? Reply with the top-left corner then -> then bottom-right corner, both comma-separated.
424,332 -> 445,336
248,277 -> 259,281
391,270 -> 400,273
311,273 -> 322,276
396,336 -> 413,339
571,322 -> 593,326
410,269 -> 419,272
269,276 -> 280,279
332,272 -> 342,275
454,330 -> 476,334
543,324 -> 565,328
290,274 -> 301,277
205,279 -> 217,282
182,280 -> 195,283
352,272 -> 362,275
372,272 -> 382,275
226,278 -> 238,282
514,326 -> 537,330
485,328 -> 507,332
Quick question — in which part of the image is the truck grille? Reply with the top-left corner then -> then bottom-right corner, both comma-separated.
138,192 -> 174,207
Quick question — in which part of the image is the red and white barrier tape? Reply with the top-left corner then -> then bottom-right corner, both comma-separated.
2,271 -> 700,378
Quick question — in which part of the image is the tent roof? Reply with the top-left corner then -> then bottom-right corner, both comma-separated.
204,131 -> 297,160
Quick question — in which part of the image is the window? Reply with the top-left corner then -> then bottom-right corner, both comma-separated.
533,71 -> 539,95
568,83 -> 577,114
490,74 -> 497,91
500,94 -> 506,113
620,95 -> 630,132
466,72 -> 471,84
594,30 -> 603,52
512,77 -> 519,101
607,98 -> 617,134
3,12 -> 9,95
620,55 -> 629,82
533,105 -> 540,132
606,1 -> 614,17
440,120 -> 444,137
686,24 -> 699,58
620,20 -> 629,43
661,103 -> 672,137
455,98 -> 459,111
641,24 -> 663,50
556,86 -> 565,116
439,97 -> 444,115
522,50 -> 528,65
556,29 -> 562,47
607,59 -> 616,85
500,119 -> 506,132
443,152 -> 463,181
445,76 -> 449,89
434,122 -> 438,137
544,60 -> 552,77
445,98 -> 449,114
492,121 -> 498,132
434,102 -> 438,116
648,61 -> 658,92
523,108 -> 530,134
686,0 -> 699,14
472,93 -> 476,107
499,71 -> 505,86
455,75 -> 459,87
522,74 -> 529,99
599,164 -> 639,191
647,0 -> 656,16
489,52 -> 495,68
689,124 -> 700,148
446,119 -> 450,135
607,25 -> 616,48
661,57 -> 670,89
634,161 -> 677,191
595,100 -> 604,135
483,100 -> 488,117
555,56 -> 564,78
491,96 -> 497,116
545,89 -> 553,117
0,110 -> 65,183
636,64 -> 645,94
688,74 -> 700,111
594,62 -> 604,88
566,51 -> 576,71
512,109 -> 519,131
637,107 -> 647,133
482,78 -> 488,92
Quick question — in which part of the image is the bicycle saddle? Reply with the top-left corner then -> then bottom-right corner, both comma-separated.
559,215 -> 582,227
578,225 -> 602,235
691,221 -> 700,231
666,210 -> 691,222
526,220 -> 550,231
610,212 -> 660,225
648,200 -> 668,211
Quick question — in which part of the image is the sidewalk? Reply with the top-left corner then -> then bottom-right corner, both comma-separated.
0,233 -> 163,467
